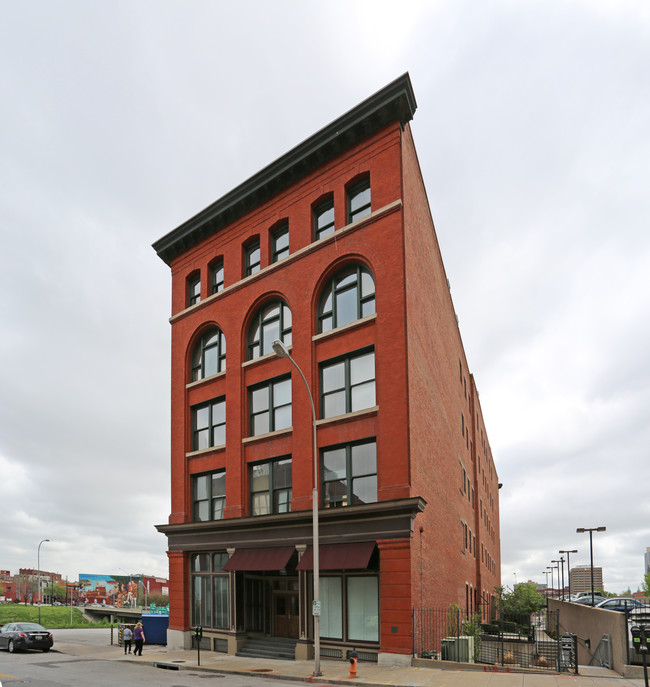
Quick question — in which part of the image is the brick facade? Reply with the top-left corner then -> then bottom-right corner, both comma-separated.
154,74 -> 501,661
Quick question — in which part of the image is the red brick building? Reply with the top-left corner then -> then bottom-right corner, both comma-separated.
153,74 -> 500,663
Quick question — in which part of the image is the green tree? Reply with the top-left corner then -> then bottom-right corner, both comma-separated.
642,572 -> 650,596
463,612 -> 483,661
495,583 -> 546,617
44,583 -> 67,603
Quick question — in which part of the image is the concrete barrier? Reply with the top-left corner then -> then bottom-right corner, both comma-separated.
549,598 -> 626,673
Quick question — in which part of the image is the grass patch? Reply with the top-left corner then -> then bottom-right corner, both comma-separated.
0,604 -> 113,629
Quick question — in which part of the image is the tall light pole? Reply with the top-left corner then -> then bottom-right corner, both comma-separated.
37,539 -> 50,624
542,571 -> 550,599
576,526 -> 606,606
551,560 -> 561,599
556,556 -> 565,600
559,549 -> 578,600
547,566 -> 555,598
272,340 -> 321,677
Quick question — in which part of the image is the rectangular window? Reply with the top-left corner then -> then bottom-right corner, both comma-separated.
245,239 -> 261,276
210,259 -> 224,294
249,457 -> 292,515
271,222 -> 289,263
320,576 -> 343,639
192,397 -> 226,450
320,348 -> 375,419
213,576 -> 229,628
188,274 -> 201,306
192,574 -> 211,627
191,552 -> 230,629
347,576 -> 379,642
322,439 -> 377,508
249,376 -> 291,436
347,178 -> 371,224
192,470 -> 226,522
313,198 -> 335,241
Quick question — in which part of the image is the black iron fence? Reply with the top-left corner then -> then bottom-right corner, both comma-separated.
413,607 -> 571,672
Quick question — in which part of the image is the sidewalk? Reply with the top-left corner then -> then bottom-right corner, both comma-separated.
101,644 -> 647,687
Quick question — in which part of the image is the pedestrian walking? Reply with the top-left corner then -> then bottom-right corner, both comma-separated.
133,621 -> 145,656
122,625 -> 133,654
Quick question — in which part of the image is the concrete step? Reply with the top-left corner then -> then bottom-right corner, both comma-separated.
236,636 -> 297,660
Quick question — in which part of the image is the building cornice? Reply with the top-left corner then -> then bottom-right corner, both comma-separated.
155,496 -> 426,552
152,73 -> 417,266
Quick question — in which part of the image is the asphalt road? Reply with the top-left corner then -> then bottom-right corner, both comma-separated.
0,629 -> 297,687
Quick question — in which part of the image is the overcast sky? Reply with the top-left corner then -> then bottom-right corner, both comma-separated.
1,1 -> 648,595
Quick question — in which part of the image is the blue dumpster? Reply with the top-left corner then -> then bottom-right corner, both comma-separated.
141,613 -> 169,645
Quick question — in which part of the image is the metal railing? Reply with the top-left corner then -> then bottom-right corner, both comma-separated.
413,607 -> 565,672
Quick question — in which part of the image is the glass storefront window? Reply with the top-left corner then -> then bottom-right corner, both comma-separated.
347,576 -> 379,642
191,552 -> 230,629
320,577 -> 343,639
192,575 -> 211,627
213,576 -> 229,628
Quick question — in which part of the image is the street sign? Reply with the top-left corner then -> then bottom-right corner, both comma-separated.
312,600 -> 321,616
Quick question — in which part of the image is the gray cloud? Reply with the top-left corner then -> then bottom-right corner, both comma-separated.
1,0 -> 648,593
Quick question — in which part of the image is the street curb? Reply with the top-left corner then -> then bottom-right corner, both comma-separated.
146,659 -> 388,687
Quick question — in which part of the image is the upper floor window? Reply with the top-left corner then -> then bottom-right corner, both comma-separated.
188,273 -> 201,306
249,376 -> 291,436
313,197 -> 335,241
192,470 -> 226,521
191,327 -> 226,381
320,348 -> 375,419
248,300 -> 292,360
210,259 -> 224,295
245,239 -> 261,276
321,439 -> 377,508
249,457 -> 292,516
318,264 -> 375,333
192,396 -> 226,450
347,177 -> 371,224
271,222 -> 289,263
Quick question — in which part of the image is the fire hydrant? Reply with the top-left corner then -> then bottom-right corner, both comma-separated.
349,648 -> 358,678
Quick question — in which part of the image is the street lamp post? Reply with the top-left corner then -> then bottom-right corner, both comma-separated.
37,539 -> 50,624
551,560 -> 561,599
547,566 -> 555,598
559,549 -> 578,600
558,556 -> 565,600
272,340 -> 321,677
576,527 -> 606,606
542,571 -> 550,599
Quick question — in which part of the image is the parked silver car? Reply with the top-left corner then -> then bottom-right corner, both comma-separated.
595,597 -> 649,613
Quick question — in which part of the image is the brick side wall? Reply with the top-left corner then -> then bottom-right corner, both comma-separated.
378,539 -> 412,655
401,124 -> 500,610
167,550 -> 189,630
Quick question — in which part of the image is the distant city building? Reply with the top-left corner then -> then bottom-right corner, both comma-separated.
645,547 -> 650,574
0,568 -> 168,605
79,573 -> 168,606
570,565 -> 603,593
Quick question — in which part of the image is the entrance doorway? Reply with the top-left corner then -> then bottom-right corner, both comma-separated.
273,590 -> 299,638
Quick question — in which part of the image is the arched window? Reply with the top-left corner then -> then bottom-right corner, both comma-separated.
191,327 -> 226,381
247,300 -> 292,360
318,264 -> 375,333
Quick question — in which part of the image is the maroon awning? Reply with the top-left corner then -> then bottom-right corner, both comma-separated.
296,541 -> 376,571
222,546 -> 295,571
